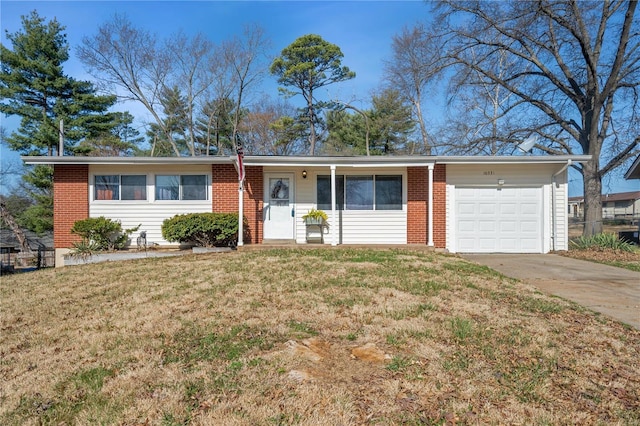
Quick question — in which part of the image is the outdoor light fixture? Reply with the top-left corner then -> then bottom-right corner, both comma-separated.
302,170 -> 307,179
497,179 -> 505,186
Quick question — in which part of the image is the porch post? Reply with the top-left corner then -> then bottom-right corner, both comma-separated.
238,180 -> 244,247
331,165 -> 337,246
428,163 -> 434,247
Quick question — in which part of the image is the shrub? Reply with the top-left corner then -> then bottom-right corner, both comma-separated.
70,217 -> 139,251
570,233 -> 636,252
161,213 -> 247,247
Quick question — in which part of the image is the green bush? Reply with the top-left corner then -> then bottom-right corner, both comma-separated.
70,217 -> 139,251
570,233 -> 636,252
161,213 -> 247,247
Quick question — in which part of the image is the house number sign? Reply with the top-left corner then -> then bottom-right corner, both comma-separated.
483,171 -> 495,175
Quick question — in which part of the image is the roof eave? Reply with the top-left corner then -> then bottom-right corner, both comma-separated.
20,156 -> 233,165
624,155 -> 640,179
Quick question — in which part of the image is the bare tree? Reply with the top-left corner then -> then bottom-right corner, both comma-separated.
384,24 -> 450,155
78,15 -> 180,156
436,0 -> 639,235
240,96 -> 305,155
442,48 -> 523,155
166,31 -> 215,156
222,24 -> 270,154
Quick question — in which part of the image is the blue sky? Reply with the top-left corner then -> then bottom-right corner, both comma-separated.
1,1 -> 638,196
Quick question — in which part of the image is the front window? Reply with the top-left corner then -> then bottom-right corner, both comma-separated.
95,175 -> 119,200
317,175 -> 344,210
346,176 -> 373,210
155,175 -> 207,201
375,175 -> 402,210
316,174 -> 402,211
95,175 -> 146,201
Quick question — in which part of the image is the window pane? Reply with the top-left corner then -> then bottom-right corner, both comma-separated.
346,176 -> 373,210
121,175 -> 147,200
156,175 -> 179,200
182,175 -> 207,200
317,175 -> 344,210
95,175 -> 119,200
375,175 -> 402,210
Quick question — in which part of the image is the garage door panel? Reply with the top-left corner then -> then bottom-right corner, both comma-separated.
455,186 -> 542,253
458,202 -> 476,215
458,220 -> 476,232
478,203 -> 496,214
520,220 -> 539,233
499,203 -> 517,215
478,223 -> 496,233
499,220 -> 517,232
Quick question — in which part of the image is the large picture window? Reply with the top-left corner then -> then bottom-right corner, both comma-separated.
317,175 -> 344,210
375,175 -> 402,210
95,175 -> 146,201
155,175 -> 207,201
317,174 -> 402,211
346,176 -> 373,210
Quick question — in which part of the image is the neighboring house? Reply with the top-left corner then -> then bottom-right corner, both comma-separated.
23,155 -> 590,266
568,191 -> 640,220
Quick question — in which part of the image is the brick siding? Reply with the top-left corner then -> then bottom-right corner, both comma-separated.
53,165 -> 89,249
407,167 -> 428,244
212,164 -> 263,244
406,165 -> 447,248
433,164 -> 446,248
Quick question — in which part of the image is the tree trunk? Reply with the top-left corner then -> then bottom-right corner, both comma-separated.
308,93 -> 316,155
414,100 -> 430,155
582,160 -> 603,236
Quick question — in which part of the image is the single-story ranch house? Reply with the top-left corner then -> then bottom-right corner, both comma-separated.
23,154 -> 590,267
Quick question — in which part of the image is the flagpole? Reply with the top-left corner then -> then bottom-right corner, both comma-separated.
236,143 -> 245,247
238,179 -> 244,247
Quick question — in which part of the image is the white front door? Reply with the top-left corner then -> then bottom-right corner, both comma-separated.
263,174 -> 295,240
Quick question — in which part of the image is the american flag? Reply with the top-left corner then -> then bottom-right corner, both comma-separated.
236,144 -> 245,183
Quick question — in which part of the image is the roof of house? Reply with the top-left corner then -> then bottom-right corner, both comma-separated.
21,154 -> 592,167
625,154 -> 640,179
568,191 -> 640,203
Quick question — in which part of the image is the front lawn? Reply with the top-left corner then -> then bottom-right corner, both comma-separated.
1,248 -> 638,425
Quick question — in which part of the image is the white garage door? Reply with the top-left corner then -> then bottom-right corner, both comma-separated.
455,187 -> 543,253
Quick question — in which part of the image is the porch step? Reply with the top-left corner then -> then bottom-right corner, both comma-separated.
261,239 -> 297,245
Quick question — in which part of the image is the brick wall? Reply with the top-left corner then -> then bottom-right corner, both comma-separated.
211,164 -> 263,244
406,165 -> 447,248
433,164 -> 446,248
407,167 -> 427,244
54,165 -> 89,249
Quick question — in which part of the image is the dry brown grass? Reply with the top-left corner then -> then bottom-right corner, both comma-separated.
1,248 -> 639,425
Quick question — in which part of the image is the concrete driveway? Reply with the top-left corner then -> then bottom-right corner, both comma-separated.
462,254 -> 640,329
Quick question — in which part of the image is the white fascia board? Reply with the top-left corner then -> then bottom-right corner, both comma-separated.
21,156 -> 232,165
243,155 -> 435,167
435,155 -> 592,164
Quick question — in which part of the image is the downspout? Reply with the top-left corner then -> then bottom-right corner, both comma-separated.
551,160 -> 572,251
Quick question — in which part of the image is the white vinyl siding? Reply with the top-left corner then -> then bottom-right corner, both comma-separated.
89,165 -> 212,246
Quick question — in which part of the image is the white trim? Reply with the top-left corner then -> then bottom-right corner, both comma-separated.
427,164 -> 434,247
330,165 -> 337,246
23,154 -> 591,167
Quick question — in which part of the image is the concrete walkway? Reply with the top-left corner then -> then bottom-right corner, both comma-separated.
462,254 -> 640,329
